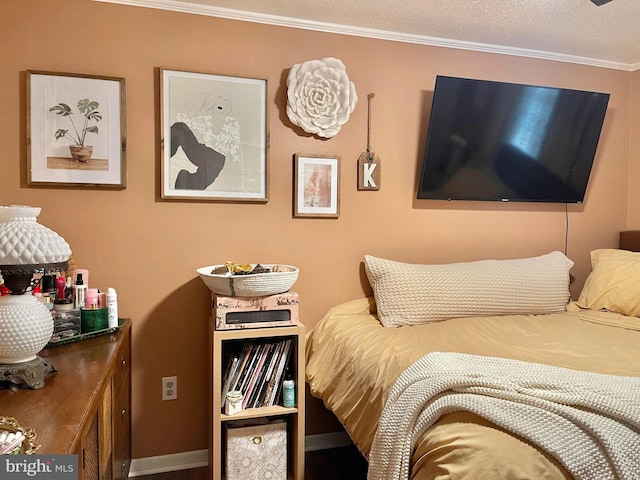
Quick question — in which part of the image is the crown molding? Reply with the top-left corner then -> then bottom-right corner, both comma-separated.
93,0 -> 637,72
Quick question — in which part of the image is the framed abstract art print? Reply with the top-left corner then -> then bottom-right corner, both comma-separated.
160,68 -> 268,202
293,154 -> 340,218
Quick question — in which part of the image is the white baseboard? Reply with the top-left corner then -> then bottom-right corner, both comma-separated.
128,449 -> 209,477
128,431 -> 351,477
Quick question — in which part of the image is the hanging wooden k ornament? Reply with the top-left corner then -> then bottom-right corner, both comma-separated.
357,93 -> 381,191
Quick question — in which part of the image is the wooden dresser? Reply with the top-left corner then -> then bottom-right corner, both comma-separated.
0,319 -> 131,480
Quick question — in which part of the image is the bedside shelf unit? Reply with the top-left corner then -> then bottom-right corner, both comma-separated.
209,322 -> 305,480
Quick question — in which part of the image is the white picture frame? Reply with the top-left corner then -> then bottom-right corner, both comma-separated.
160,68 -> 268,202
293,154 -> 340,218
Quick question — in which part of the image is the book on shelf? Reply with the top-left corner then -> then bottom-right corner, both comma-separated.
220,354 -> 240,408
254,340 -> 285,408
221,337 -> 294,412
236,342 -> 263,397
227,342 -> 254,399
270,339 -> 293,406
246,342 -> 278,409
221,341 -> 251,408
242,342 -> 271,409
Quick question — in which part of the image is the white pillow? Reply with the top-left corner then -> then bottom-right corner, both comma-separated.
570,249 -> 640,317
364,251 -> 574,327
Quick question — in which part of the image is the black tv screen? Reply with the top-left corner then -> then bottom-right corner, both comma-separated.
417,76 -> 610,203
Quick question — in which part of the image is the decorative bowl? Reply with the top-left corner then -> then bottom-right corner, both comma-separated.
197,264 -> 299,297
0,416 -> 40,455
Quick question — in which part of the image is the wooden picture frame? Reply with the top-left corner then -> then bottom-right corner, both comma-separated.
160,68 -> 268,202
293,154 -> 340,218
27,71 -> 126,189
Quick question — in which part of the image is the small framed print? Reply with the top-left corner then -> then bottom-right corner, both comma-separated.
161,68 -> 268,202
293,154 -> 340,218
27,70 -> 126,189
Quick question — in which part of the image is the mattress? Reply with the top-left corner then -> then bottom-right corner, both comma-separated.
305,297 -> 640,479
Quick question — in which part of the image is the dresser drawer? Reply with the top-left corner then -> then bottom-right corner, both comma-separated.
112,374 -> 131,480
113,381 -> 130,442
112,423 -> 131,480
113,331 -> 131,401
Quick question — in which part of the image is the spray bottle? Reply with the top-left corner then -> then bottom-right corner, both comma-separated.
282,368 -> 296,408
73,273 -> 87,309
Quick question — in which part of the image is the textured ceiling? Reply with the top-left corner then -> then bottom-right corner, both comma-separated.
98,0 -> 640,70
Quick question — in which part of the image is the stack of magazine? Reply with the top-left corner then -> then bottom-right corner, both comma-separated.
221,337 -> 293,411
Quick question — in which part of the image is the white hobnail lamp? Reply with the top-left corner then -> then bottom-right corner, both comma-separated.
0,205 -> 71,388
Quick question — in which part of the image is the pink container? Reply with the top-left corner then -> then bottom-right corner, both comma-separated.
85,288 -> 99,309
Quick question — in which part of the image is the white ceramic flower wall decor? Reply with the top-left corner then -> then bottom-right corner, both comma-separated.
286,57 -> 358,139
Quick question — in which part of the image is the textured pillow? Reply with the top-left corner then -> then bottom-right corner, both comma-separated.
572,249 -> 640,317
364,252 -> 574,327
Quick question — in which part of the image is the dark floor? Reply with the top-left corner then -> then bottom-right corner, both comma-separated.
134,444 -> 368,479
304,444 -> 368,479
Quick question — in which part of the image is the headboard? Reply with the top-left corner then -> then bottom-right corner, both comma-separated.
619,231 -> 640,252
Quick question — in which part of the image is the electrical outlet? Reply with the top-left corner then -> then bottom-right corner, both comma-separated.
162,376 -> 177,400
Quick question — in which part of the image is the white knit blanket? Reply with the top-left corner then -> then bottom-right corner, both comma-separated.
368,352 -> 640,480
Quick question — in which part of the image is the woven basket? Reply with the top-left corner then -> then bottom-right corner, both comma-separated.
197,264 -> 299,297
0,416 -> 40,455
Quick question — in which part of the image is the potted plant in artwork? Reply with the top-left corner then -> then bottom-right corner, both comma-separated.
49,99 -> 102,162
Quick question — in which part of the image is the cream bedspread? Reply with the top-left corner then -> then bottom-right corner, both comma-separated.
305,297 -> 640,480
370,352 -> 640,480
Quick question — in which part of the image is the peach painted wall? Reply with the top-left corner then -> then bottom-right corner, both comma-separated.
628,69 -> 640,226
1,0 -> 633,459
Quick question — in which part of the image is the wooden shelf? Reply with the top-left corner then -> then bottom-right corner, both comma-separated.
221,405 -> 298,422
209,318 -> 305,480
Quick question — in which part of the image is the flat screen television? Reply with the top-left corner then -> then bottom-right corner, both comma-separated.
417,76 -> 610,203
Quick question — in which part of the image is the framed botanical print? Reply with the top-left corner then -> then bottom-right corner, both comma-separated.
27,70 -> 126,189
160,68 -> 268,202
293,154 -> 340,218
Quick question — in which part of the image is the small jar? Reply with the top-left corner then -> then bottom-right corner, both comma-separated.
225,390 -> 243,415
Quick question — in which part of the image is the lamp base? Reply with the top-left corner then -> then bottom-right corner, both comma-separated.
0,357 -> 56,389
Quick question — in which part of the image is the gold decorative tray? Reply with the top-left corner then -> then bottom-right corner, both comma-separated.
0,416 -> 40,455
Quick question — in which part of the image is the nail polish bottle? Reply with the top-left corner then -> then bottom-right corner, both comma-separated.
56,274 -> 66,302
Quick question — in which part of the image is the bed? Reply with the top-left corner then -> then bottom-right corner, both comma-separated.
305,236 -> 640,480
